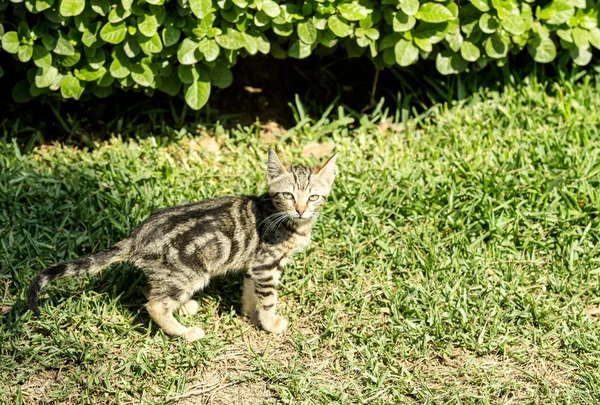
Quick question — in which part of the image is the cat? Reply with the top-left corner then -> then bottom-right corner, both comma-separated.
28,148 -> 338,342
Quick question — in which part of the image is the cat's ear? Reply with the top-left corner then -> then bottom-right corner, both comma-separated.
267,148 -> 288,181
314,152 -> 339,187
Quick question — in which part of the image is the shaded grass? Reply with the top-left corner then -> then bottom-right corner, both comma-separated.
2,71 -> 600,404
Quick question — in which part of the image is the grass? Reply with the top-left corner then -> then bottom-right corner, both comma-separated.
2,70 -> 600,404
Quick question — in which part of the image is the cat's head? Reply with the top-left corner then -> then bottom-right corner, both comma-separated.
266,148 -> 338,223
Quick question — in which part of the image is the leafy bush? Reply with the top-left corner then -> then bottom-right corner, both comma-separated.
0,0 -> 598,109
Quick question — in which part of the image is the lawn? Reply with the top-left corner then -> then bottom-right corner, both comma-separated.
2,71 -> 600,404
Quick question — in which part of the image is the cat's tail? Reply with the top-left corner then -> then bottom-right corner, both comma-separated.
28,240 -> 131,316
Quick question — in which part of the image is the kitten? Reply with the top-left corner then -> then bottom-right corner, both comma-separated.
28,148 -> 338,342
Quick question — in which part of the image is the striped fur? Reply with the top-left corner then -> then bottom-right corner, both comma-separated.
28,148 -> 338,342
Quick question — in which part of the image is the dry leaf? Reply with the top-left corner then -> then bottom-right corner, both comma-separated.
302,143 -> 336,158
587,307 -> 600,316
244,86 -> 263,94
0,305 -> 11,315
260,121 -> 286,144
200,137 -> 220,153
187,138 -> 202,152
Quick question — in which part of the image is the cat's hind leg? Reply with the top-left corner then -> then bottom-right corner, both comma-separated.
177,299 -> 199,315
145,283 -> 205,342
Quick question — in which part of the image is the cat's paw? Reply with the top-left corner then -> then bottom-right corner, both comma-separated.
183,326 -> 205,342
262,315 -> 288,334
178,300 -> 199,316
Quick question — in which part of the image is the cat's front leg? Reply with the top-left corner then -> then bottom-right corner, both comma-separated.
248,266 -> 287,334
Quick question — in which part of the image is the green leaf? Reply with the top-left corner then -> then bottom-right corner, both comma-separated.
1,32 -> 20,54
189,0 -> 212,19
34,66 -> 59,88
415,3 -> 454,23
460,40 -> 480,61
82,22 -> 102,48
87,48 -> 106,69
138,13 -> 159,37
123,37 -> 141,58
178,65 -> 199,84
215,29 -> 246,50
446,31 -> 463,52
59,0 -> 84,17
415,22 -> 449,44
18,44 -> 33,62
538,0 -> 574,25
109,56 -> 130,78
337,3 -> 369,21
328,15 -> 353,38
60,74 -> 85,99
589,27 -> 600,49
75,65 -> 107,81
131,63 -> 155,87
527,34 -> 556,63
394,39 -> 419,66
262,0 -> 280,18
298,20 -> 317,44
198,38 -> 220,61
242,32 -> 258,55
32,44 -> 52,67
479,13 -> 499,34
289,39 -> 312,59
393,11 -> 416,32
273,23 -> 294,37
255,10 -> 271,27
162,27 -> 181,47
436,49 -> 467,74
400,0 -> 419,16
209,64 -> 233,88
485,33 -> 508,58
60,51 -> 81,67
184,80 -> 211,110
470,0 -> 490,12
414,37 -> 432,52
380,33 -> 402,50
100,22 -> 127,44
255,34 -> 270,54
231,0 -> 247,8
178,38 -> 200,64
572,27 -> 590,49
52,32 -> 75,56
501,14 -> 527,36
570,46 -> 592,66
90,0 -> 109,16
138,32 -> 163,55
158,72 -> 182,96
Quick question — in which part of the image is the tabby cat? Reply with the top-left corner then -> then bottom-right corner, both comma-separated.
28,148 -> 338,342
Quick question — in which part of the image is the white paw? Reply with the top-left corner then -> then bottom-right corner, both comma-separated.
178,300 -> 199,316
262,315 -> 289,334
183,326 -> 205,342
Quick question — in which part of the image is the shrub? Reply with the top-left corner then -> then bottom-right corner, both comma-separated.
0,0 -> 598,109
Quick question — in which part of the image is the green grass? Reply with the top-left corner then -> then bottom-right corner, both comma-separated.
2,71 -> 600,404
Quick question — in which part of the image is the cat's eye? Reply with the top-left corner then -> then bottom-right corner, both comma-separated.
282,192 -> 294,200
308,195 -> 320,202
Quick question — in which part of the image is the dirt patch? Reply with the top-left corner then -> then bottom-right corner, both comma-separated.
410,348 -> 574,403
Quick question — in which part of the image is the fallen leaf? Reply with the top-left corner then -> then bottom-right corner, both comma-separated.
200,137 -> 220,153
587,307 -> 600,316
244,86 -> 263,94
260,121 -> 286,144
302,143 -> 336,158
187,138 -> 202,152
0,305 -> 11,315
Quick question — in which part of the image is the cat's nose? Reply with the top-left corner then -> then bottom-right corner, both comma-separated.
296,207 -> 306,217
